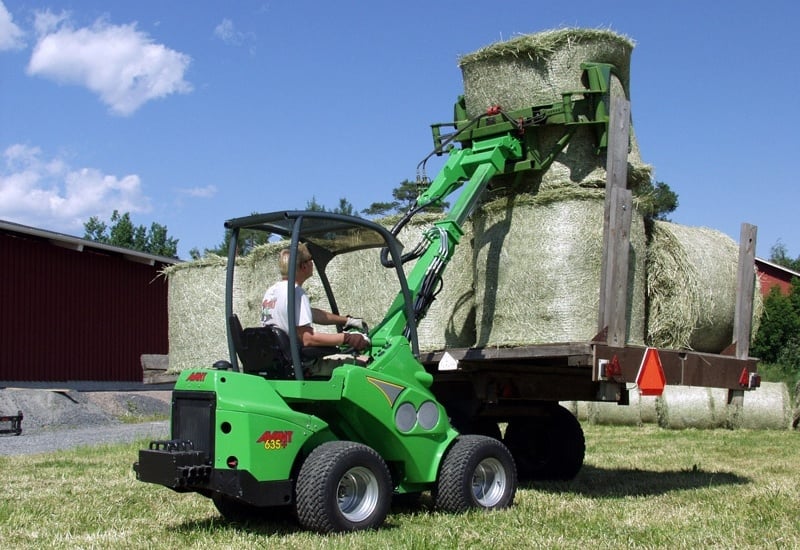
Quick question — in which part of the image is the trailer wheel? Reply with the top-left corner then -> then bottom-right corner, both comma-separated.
434,435 -> 517,513
504,404 -> 585,481
295,441 -> 392,533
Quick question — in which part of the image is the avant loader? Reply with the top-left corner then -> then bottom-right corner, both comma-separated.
134,63 -> 759,532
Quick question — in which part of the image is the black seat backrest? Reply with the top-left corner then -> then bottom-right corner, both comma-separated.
228,315 -> 295,379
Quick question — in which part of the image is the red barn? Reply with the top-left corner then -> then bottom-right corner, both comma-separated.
0,220 -> 178,384
755,258 -> 800,297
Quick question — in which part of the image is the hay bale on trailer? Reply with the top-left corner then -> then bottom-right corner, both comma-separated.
645,221 -> 763,353
165,256 -> 250,372
458,28 -> 651,192
165,242 -> 296,372
473,188 -> 646,346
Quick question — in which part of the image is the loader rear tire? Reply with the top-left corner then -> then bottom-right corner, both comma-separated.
295,441 -> 392,533
433,435 -> 517,513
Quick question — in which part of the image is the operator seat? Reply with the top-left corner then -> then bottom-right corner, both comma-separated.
228,314 -> 295,379
228,314 -> 340,379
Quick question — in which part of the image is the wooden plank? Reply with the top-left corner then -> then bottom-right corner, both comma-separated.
603,187 -> 633,347
420,343 -> 593,365
594,344 -> 758,390
734,223 -> 757,359
143,371 -> 178,385
141,354 -> 169,371
598,97 -> 631,341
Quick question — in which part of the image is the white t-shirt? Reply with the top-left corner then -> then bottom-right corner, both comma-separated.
261,280 -> 313,334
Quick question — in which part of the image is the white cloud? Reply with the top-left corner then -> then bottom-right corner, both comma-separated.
214,19 -> 238,44
0,1 -> 25,50
27,13 -> 192,116
0,144 -> 151,232
177,184 -> 217,198
213,18 -> 256,53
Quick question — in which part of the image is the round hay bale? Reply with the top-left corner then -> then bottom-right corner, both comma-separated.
588,391 -> 643,426
459,29 -> 634,117
655,386 -> 730,430
165,256 -> 252,372
559,400 -> 578,417
458,28 -> 651,192
738,382 -> 792,430
646,221 -> 757,353
473,188 -> 646,346
324,246 -> 398,335
639,392 -> 659,424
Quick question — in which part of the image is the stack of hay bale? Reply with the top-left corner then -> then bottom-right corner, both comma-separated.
461,28 -> 649,346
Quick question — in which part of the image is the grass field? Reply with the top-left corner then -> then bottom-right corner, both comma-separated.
1,425 -> 797,549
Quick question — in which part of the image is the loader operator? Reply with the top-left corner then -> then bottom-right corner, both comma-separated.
261,243 -> 370,376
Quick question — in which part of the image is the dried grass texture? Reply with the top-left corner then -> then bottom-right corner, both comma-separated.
165,244 -> 288,372
738,382 -> 792,430
656,386 -> 732,429
472,188 -> 646,346
645,221 -> 760,353
459,28 -> 651,192
459,29 -> 635,115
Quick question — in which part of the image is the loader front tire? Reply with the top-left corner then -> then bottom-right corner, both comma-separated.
295,441 -> 392,533
434,434 -> 517,513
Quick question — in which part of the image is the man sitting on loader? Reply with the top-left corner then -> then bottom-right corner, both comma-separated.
261,243 -> 370,377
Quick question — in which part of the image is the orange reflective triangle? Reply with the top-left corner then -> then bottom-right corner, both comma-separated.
636,347 -> 666,396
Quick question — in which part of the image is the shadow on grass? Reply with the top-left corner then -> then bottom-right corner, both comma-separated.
174,510 -> 305,537
525,465 -> 751,498
172,504 -> 408,536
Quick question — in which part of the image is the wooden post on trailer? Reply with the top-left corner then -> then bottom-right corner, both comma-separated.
734,223 -> 757,359
728,223 -> 757,406
598,97 -> 633,346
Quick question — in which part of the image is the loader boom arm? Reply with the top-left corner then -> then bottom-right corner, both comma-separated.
370,135 -> 523,348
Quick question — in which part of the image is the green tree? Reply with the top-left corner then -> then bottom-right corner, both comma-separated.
362,179 -> 447,218
83,210 -> 179,258
752,285 -> 799,363
193,223 -> 272,259
306,196 -> 326,212
332,198 -> 356,216
632,179 -> 679,221
769,241 -> 800,272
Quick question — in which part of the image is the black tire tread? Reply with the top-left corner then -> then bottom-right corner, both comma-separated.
434,434 -> 516,513
295,440 -> 391,533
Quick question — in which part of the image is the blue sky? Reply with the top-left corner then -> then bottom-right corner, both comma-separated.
1,0 -> 797,261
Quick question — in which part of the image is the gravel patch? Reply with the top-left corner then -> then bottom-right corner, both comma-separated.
0,389 -> 171,456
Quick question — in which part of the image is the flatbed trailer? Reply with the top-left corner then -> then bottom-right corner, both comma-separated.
422,341 -> 759,414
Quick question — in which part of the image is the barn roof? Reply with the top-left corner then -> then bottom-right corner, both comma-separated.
0,219 -> 181,267
755,257 -> 800,280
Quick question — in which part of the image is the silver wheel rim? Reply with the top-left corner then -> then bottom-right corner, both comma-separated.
471,457 -> 507,507
337,466 -> 379,522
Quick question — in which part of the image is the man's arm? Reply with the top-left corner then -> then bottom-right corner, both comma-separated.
297,325 -> 368,350
311,308 -> 347,326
